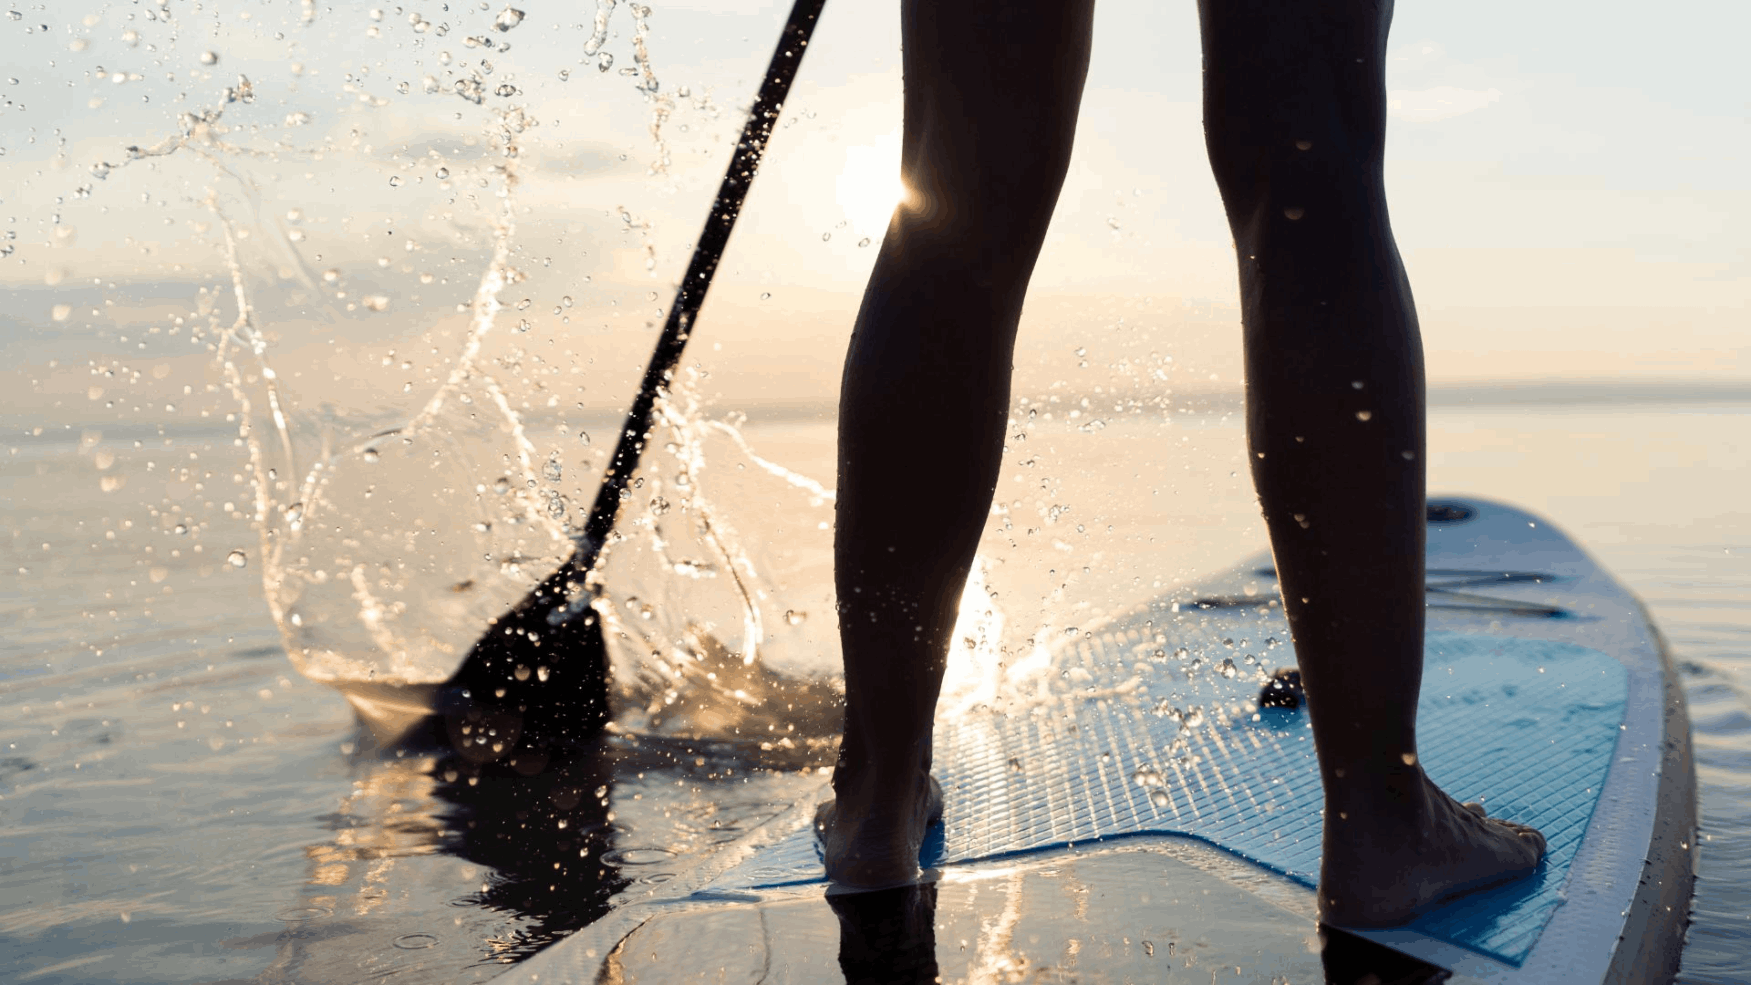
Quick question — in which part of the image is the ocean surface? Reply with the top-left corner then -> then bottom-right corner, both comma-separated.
2,389 -> 1747,984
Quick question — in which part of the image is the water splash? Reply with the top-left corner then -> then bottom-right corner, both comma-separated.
30,0 -> 909,749
604,371 -> 849,747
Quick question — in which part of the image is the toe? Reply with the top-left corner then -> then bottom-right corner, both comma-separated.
1488,816 -> 1547,859
1514,824 -> 1548,857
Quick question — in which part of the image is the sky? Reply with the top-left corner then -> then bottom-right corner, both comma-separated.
0,0 -> 1746,423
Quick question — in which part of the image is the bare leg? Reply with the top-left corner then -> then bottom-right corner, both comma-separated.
821,0 -> 1096,888
1198,0 -> 1544,925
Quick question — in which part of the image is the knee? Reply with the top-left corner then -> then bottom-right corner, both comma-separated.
1204,110 -> 1387,249
896,139 -> 1073,265
1199,10 -> 1392,228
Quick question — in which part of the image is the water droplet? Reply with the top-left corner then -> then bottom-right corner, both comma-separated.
577,430 -> 590,445
1218,657 -> 1239,678
362,448 -> 380,463
200,51 -> 219,65
227,550 -> 248,568
857,237 -> 871,248
543,457 -> 563,482
388,175 -> 402,187
514,664 -> 532,682
1148,789 -> 1171,808
759,292 -> 771,301
785,609 -> 807,626
1355,410 -> 1373,422
1132,765 -> 1164,788
493,476 -> 512,494
435,167 -> 450,179
1294,139 -> 1313,151
494,6 -> 525,30
536,665 -> 551,682
1283,206 -> 1305,221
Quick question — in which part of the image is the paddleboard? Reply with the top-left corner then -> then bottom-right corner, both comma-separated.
492,497 -> 1695,984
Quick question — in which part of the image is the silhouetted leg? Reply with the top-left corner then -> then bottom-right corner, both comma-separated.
820,0 -> 1097,887
1199,0 -> 1544,925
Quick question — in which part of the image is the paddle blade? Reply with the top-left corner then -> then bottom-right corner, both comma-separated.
440,569 -> 613,759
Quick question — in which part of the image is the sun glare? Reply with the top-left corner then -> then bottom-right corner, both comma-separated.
835,131 -> 907,238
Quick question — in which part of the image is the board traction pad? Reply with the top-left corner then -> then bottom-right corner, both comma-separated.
701,629 -> 1628,967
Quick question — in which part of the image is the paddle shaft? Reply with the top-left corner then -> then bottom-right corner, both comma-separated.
565,0 -> 828,582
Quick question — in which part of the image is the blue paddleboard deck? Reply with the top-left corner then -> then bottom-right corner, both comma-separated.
498,498 -> 1695,985
702,631 -> 1624,967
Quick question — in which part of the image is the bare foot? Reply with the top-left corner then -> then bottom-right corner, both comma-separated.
815,772 -> 945,890
1319,766 -> 1546,927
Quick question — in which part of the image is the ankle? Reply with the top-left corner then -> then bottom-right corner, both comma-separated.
1323,761 -> 1432,817
835,733 -> 933,783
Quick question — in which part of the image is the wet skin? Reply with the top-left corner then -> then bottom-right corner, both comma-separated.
822,0 -> 1545,926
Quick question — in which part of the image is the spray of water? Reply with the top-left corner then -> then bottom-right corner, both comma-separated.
37,3 -> 822,705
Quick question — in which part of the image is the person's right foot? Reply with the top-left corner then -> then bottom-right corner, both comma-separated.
1319,766 -> 1546,927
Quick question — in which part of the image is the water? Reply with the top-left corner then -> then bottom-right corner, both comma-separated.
4,397 -> 1748,983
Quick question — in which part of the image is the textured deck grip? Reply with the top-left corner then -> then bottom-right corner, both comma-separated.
703,630 -> 1627,967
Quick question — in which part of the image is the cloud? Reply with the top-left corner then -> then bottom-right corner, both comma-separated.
1388,86 -> 1504,123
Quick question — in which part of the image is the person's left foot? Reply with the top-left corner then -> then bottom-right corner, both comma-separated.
816,771 -> 944,890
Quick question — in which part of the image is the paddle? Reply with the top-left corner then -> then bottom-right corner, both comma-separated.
437,0 -> 831,758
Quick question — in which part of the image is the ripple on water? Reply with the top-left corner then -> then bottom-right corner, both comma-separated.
601,848 -> 680,867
